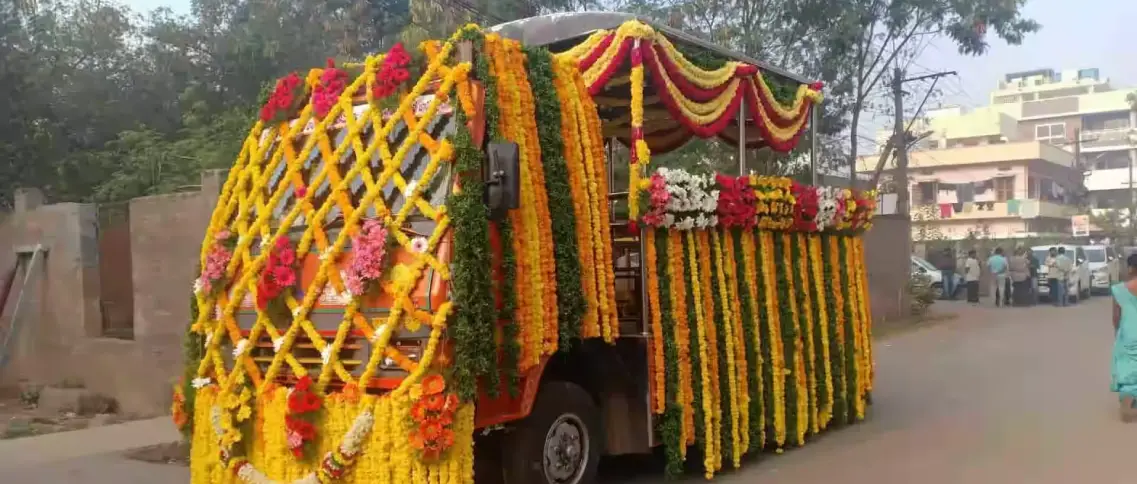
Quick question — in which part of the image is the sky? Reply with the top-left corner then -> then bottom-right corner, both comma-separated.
121,0 -> 1135,153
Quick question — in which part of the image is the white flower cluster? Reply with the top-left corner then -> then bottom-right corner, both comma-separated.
815,186 -> 840,230
655,167 -> 719,230
235,462 -> 321,484
339,410 -> 375,456
229,411 -> 375,484
232,338 -> 249,358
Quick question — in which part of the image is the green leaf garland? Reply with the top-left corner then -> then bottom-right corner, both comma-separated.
523,46 -> 586,348
773,233 -> 799,446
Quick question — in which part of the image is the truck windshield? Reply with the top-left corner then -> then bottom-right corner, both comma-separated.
1032,249 -> 1049,261
1085,249 -> 1106,263
263,104 -> 456,238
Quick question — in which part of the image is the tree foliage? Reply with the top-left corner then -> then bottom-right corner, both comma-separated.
0,0 -> 1035,209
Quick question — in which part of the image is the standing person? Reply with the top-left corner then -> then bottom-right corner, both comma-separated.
934,247 -> 956,300
1109,254 -> 1137,422
1008,248 -> 1031,306
1055,247 -> 1074,307
987,247 -> 1010,307
1025,246 -> 1040,305
1045,247 -> 1060,305
964,249 -> 982,304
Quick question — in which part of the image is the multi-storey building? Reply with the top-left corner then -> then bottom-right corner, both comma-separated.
859,67 -> 1132,240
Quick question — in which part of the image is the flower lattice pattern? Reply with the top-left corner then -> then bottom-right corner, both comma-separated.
191,38 -> 470,420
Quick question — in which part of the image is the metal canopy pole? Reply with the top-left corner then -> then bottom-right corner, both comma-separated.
810,103 -> 819,186
738,103 -> 747,175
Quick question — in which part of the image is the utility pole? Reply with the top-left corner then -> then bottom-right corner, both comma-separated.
890,66 -> 957,216
892,67 -> 909,215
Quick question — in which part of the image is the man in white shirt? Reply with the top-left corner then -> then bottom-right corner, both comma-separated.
1053,247 -> 1074,307
964,249 -> 981,304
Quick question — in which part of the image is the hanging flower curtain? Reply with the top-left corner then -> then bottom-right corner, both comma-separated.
557,20 -> 824,226
561,21 -> 823,153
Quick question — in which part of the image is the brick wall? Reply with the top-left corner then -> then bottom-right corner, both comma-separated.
0,173 -> 223,416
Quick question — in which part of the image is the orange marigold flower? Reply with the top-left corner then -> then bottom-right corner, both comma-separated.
442,393 -> 459,413
424,393 -> 445,412
409,430 -> 426,450
422,374 -> 446,395
410,401 -> 428,422
420,421 -> 443,441
439,428 -> 455,448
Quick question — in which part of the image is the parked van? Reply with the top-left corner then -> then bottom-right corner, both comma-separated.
1081,244 -> 1119,293
1031,244 -> 1092,302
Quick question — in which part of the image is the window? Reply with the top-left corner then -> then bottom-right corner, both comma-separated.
1076,247 -> 1087,263
994,176 -> 1015,202
1108,246 -> 1117,261
1086,248 -> 1106,263
1035,123 -> 1066,142
917,181 -> 938,204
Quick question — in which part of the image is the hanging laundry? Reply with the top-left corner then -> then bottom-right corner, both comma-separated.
937,185 -> 959,204
1007,199 -> 1021,215
957,183 -> 975,202
952,202 -> 964,214
962,202 -> 975,213
974,180 -> 996,202
939,203 -> 953,218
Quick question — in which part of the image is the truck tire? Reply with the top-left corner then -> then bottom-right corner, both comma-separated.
502,381 -> 601,484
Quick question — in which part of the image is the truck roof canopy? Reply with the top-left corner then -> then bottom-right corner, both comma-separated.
488,12 -> 810,84
488,12 -> 819,155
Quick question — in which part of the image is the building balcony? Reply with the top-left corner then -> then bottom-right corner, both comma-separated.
911,199 -> 1077,221
1079,127 -> 1134,153
856,141 -> 1075,172
1084,167 -> 1136,191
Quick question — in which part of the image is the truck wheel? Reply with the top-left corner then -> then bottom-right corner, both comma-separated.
502,381 -> 600,484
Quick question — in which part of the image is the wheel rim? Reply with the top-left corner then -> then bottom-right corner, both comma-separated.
543,413 -> 589,484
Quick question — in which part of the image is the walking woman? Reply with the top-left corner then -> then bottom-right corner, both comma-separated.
1110,254 -> 1137,422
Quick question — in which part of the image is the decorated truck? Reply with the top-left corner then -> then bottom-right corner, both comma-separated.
175,12 -> 877,484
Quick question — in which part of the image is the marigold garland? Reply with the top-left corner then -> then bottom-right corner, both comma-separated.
684,231 -> 716,478
644,229 -> 667,415
722,230 -> 750,455
759,232 -> 786,447
793,233 -> 818,437
710,231 -> 741,468
809,235 -> 834,429
827,235 -> 849,423
737,230 -> 765,449
666,231 -> 695,449
654,229 -> 685,478
525,46 -> 587,349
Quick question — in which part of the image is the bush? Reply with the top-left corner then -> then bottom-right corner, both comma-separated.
908,272 -> 936,316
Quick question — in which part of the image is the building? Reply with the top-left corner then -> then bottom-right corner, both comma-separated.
859,67 -> 1133,240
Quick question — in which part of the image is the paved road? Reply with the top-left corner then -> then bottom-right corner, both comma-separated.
1,297 -> 1128,483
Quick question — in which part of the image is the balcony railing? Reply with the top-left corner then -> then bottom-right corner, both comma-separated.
911,199 -> 1076,221
1079,127 -> 1133,151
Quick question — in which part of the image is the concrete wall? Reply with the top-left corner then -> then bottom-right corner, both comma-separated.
862,215 -> 912,322
0,173 -> 223,416
0,170 -> 911,415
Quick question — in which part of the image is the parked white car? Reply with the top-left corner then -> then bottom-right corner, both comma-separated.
1081,244 -> 1120,293
1031,244 -> 1092,302
911,255 -> 962,299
